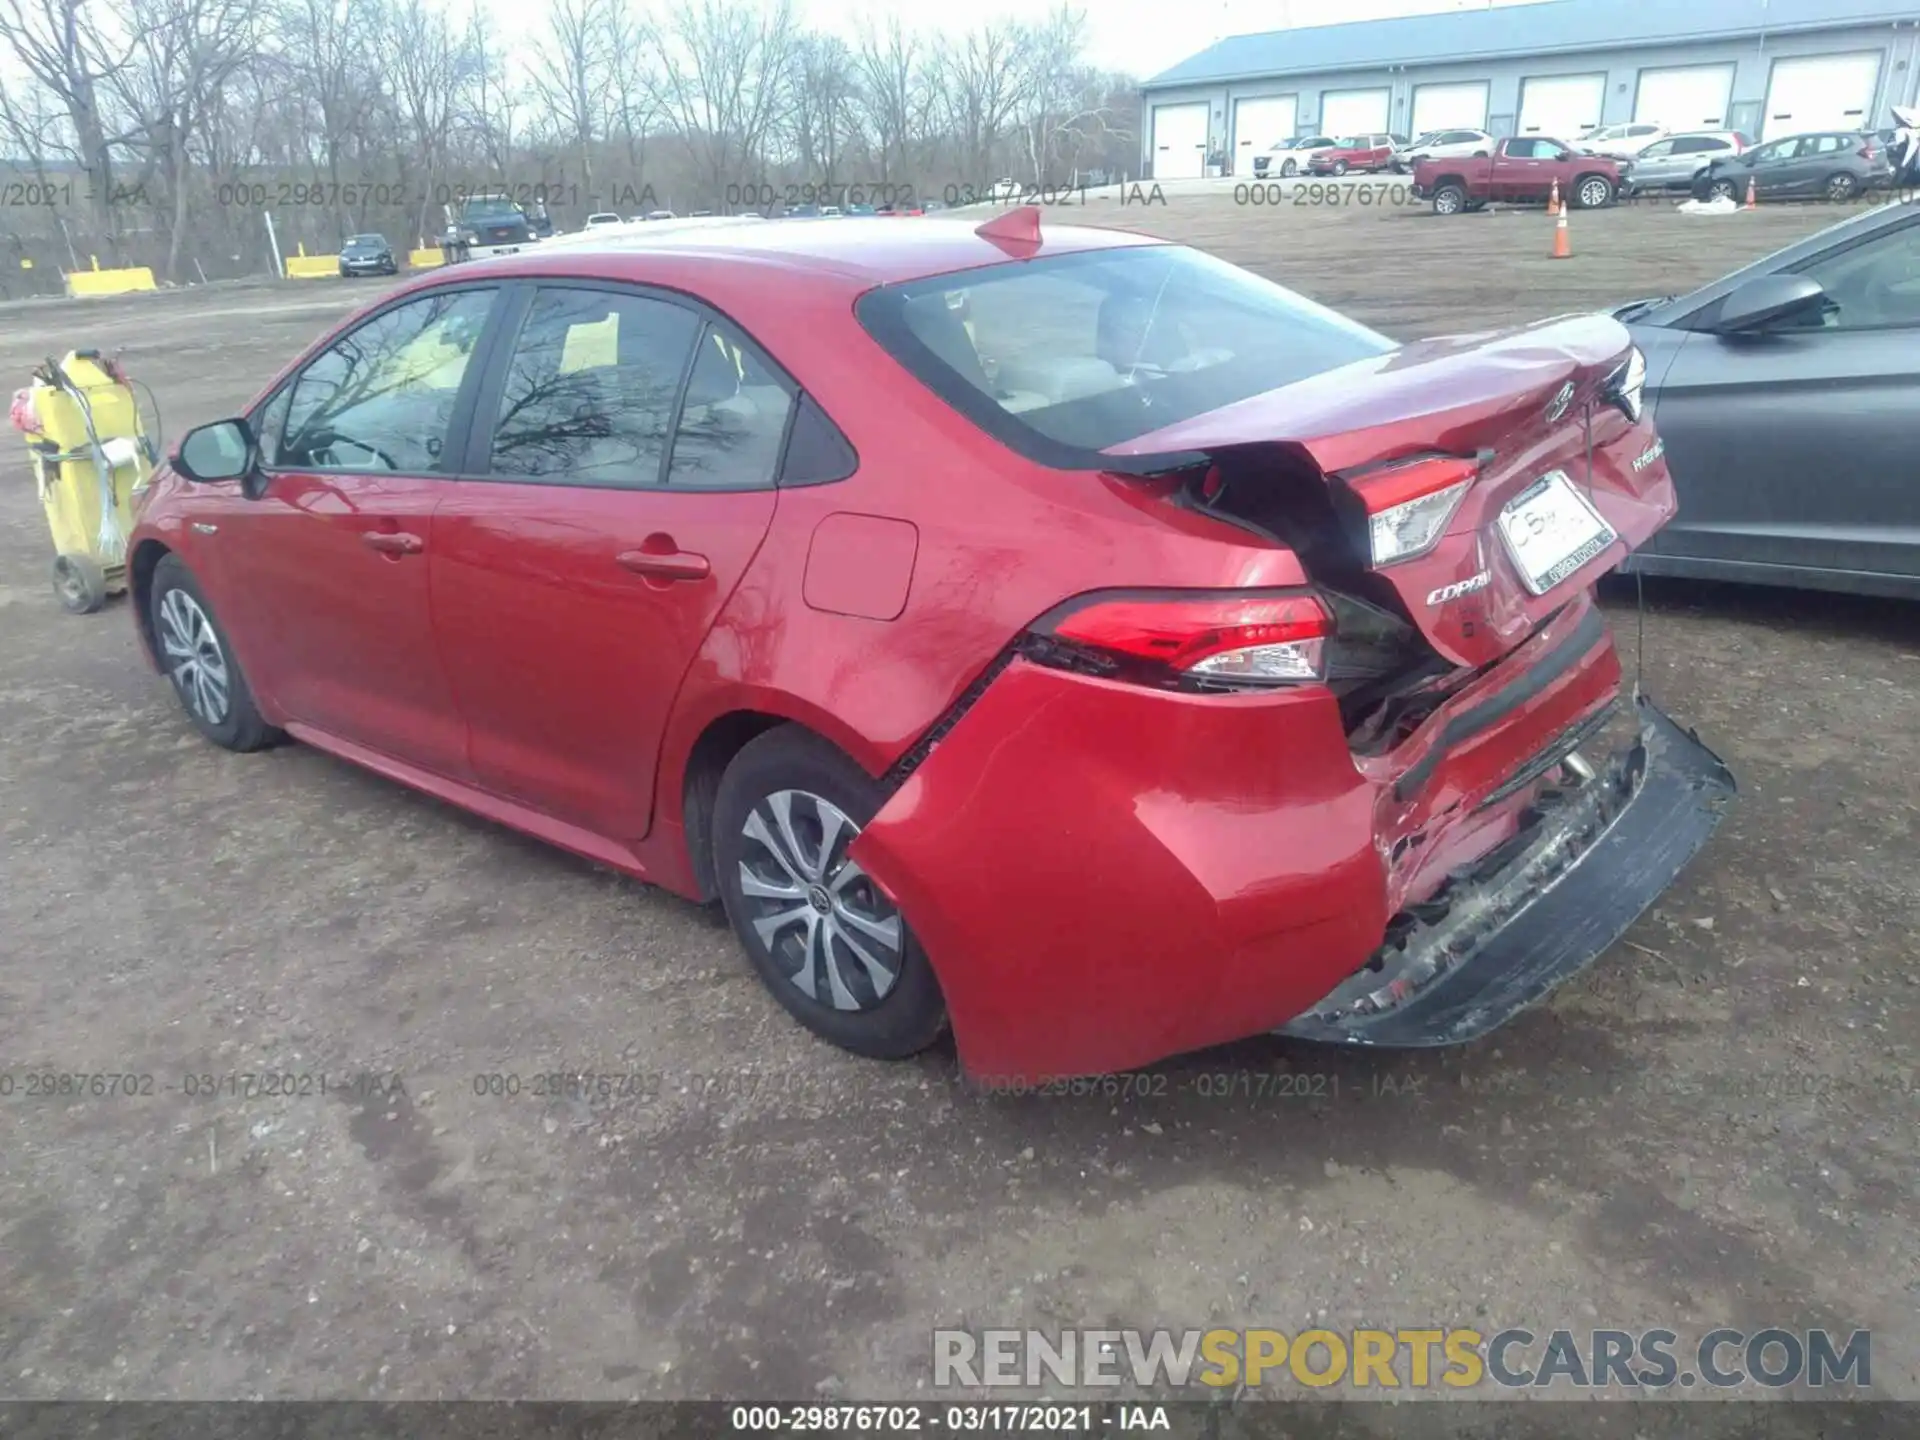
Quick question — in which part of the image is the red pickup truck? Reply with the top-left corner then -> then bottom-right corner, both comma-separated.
1413,138 -> 1626,215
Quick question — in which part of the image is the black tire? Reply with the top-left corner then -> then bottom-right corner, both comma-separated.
1432,183 -> 1467,216
149,554 -> 278,752
52,553 -> 108,614
1825,172 -> 1859,203
1280,159 -> 1297,177
1331,159 -> 1349,176
713,726 -> 947,1060
1705,176 -> 1738,202
1574,174 -> 1615,209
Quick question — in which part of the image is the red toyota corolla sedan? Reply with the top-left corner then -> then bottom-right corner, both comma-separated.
129,211 -> 1733,1082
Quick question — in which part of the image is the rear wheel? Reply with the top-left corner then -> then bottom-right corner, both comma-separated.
150,554 -> 278,751
1432,183 -> 1467,216
713,727 -> 947,1060
1825,172 -> 1860,202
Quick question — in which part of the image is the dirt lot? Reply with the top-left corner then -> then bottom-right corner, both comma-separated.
2,193 -> 1917,1416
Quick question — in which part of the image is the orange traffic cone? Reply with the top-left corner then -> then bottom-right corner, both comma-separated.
1547,178 -> 1562,216
1744,174 -> 1758,210
1550,207 -> 1571,259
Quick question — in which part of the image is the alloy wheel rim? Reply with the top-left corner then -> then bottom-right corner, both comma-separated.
158,588 -> 230,725
1582,180 -> 1609,207
737,789 -> 904,1012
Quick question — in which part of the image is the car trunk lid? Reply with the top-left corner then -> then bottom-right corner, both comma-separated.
1103,313 -> 1673,670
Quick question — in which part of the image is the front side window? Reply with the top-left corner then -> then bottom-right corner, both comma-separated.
857,244 -> 1394,462
278,287 -> 496,472
1640,139 -> 1676,159
1794,219 -> 1920,330
487,287 -> 701,485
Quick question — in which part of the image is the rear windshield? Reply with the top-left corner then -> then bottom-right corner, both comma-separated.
854,244 -> 1394,463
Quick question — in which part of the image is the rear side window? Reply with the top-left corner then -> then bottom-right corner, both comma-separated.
856,245 -> 1394,464
665,324 -> 796,489
487,287 -> 700,486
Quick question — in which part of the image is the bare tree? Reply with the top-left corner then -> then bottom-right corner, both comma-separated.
527,0 -> 615,195
650,0 -> 800,196
388,0 -> 475,244
0,0 -> 134,232
455,3 -> 520,181
786,32 -> 856,184
850,16 -> 927,185
112,0 -> 263,279
604,4 -> 661,194
932,20 -> 1035,184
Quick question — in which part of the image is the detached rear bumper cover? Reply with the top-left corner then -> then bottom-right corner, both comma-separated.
1279,694 -> 1735,1047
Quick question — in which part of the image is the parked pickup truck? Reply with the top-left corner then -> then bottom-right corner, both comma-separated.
1413,138 -> 1626,215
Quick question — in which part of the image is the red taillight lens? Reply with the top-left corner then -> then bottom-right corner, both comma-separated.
1042,590 -> 1333,686
1344,453 -> 1480,567
1860,142 -> 1878,160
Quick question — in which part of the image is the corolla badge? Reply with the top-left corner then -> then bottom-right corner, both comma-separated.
1544,381 -> 1576,424
1427,570 -> 1491,606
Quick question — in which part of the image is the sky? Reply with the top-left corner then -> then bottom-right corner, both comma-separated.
482,0 -> 1551,82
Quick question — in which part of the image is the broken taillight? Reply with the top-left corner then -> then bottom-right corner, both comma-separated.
1345,454 -> 1480,568
1030,589 -> 1334,688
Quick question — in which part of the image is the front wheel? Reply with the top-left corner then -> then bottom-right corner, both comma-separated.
1575,174 -> 1615,208
713,727 -> 947,1060
1280,159 -> 1298,177
1704,176 -> 1738,202
1432,183 -> 1467,216
1331,159 -> 1349,176
150,554 -> 278,751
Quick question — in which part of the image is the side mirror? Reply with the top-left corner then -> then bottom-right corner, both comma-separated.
1716,274 -> 1828,334
173,418 -> 257,483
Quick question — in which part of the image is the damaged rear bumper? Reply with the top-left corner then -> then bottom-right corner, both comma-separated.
1277,694 -> 1735,1047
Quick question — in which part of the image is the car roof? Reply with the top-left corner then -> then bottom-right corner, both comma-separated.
431,215 -> 1163,290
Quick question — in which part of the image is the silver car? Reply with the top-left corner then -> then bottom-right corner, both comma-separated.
1622,132 -> 1752,194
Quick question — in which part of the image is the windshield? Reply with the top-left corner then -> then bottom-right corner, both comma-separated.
856,244 -> 1395,463
463,199 -> 522,222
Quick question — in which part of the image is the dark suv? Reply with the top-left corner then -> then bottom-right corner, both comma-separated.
337,234 -> 397,277
1693,132 -> 1893,204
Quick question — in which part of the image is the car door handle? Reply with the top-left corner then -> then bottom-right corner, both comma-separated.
616,548 -> 710,581
363,531 -> 425,555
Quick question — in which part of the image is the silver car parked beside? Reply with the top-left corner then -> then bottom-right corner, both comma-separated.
1622,132 -> 1753,195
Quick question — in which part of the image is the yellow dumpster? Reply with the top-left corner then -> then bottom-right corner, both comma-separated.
11,351 -> 157,613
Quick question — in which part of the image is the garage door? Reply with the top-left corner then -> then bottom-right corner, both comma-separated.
1321,87 -> 1391,137
1232,94 -> 1298,172
1411,81 -> 1490,136
1518,73 -> 1606,141
1634,64 -> 1735,130
1763,52 -> 1881,140
1151,102 -> 1209,180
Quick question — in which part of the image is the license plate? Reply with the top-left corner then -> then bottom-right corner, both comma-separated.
1496,471 -> 1618,595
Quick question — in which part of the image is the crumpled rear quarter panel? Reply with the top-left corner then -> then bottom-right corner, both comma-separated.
848,659 -> 1389,1082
